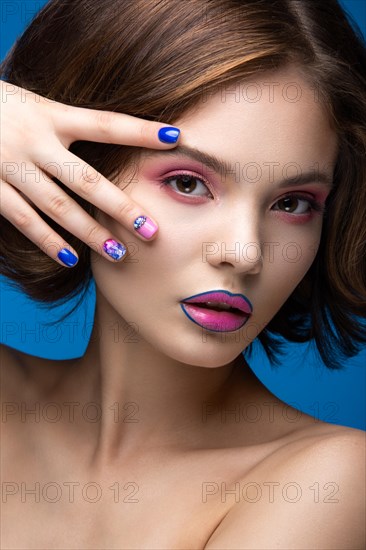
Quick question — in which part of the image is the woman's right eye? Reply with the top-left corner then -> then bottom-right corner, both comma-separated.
159,172 -> 214,199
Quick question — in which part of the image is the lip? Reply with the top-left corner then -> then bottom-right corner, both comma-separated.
180,290 -> 253,333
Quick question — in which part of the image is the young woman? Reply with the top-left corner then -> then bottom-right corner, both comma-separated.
1,1 -> 365,548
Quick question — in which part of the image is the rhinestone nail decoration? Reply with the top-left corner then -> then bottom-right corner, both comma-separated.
134,216 -> 147,230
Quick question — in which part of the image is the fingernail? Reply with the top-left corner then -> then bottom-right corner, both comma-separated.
158,126 -> 180,144
58,248 -> 78,267
103,239 -> 127,261
133,216 -> 158,239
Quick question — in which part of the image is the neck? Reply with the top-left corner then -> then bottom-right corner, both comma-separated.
77,288 -> 257,469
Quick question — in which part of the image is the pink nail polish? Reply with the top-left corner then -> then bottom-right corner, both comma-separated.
133,216 -> 158,239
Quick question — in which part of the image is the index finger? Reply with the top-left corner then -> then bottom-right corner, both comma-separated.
38,145 -> 161,241
52,103 -> 181,149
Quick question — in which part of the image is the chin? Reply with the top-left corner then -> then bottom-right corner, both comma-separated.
160,335 -> 247,369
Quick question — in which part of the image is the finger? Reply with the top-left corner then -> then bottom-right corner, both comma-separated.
1,179 -> 80,268
36,147 -> 159,241
52,103 -> 181,149
2,173 -> 129,266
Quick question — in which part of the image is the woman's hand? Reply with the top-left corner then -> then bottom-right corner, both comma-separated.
0,81 -> 181,267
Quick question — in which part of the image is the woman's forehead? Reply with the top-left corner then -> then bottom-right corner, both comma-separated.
168,67 -> 338,175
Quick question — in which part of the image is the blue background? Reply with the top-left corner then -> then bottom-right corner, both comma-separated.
1,1 -> 365,429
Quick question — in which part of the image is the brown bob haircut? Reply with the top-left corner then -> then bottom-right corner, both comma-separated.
1,0 -> 365,369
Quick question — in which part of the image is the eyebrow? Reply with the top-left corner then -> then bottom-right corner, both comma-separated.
143,145 -> 334,188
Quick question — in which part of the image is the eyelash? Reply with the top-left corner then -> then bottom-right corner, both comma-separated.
159,172 -> 325,215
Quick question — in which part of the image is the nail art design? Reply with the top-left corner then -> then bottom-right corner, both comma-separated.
158,127 -> 180,144
133,216 -> 158,239
103,239 -> 127,261
58,248 -> 78,267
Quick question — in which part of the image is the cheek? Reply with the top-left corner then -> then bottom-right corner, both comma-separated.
276,250 -> 315,294
278,238 -> 319,276
259,232 -> 321,320
91,207 -> 196,293
268,214 -> 323,270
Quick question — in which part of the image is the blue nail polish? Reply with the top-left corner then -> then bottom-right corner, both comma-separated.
158,127 -> 180,144
58,248 -> 78,267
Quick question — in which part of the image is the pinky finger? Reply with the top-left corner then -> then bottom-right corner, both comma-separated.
1,180 -> 79,268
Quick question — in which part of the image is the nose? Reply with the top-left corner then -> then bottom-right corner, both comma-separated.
202,204 -> 263,275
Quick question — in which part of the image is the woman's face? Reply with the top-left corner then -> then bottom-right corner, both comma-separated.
91,65 -> 338,368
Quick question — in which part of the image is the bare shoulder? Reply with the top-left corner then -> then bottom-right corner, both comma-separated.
271,420 -> 365,483
205,422 -> 365,549
279,414 -> 366,454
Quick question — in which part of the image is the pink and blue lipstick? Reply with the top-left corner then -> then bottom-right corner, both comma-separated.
180,290 -> 253,332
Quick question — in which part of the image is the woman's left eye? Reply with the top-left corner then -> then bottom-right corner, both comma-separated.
159,173 -> 214,198
272,195 -> 322,215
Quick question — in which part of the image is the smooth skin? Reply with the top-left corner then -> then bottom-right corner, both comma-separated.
1,66 -> 365,549
0,80 -> 180,266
